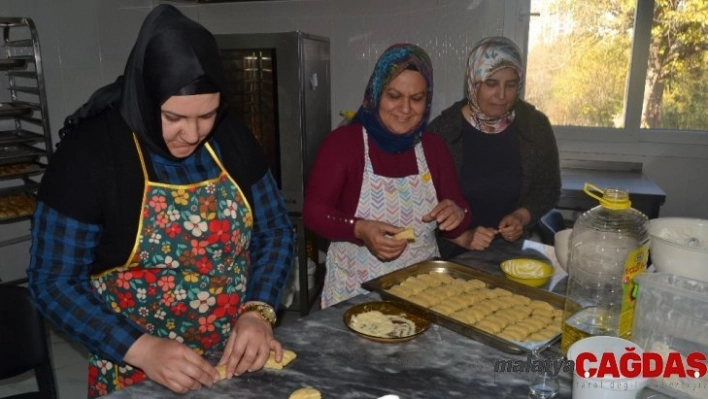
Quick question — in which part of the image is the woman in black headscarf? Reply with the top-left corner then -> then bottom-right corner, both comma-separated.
28,5 -> 295,397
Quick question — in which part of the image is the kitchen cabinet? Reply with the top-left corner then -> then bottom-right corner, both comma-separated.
0,17 -> 52,284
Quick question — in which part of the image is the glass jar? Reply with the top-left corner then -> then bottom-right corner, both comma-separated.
560,183 -> 650,354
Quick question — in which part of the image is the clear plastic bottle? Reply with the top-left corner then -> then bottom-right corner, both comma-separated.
560,183 -> 650,354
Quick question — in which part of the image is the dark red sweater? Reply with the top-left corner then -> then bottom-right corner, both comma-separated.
303,123 -> 471,244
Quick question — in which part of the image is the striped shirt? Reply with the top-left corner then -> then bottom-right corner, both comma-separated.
28,142 -> 295,363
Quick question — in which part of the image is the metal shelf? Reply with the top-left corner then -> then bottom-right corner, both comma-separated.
0,16 -> 52,278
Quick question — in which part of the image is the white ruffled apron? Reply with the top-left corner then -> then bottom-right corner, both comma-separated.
321,129 -> 440,308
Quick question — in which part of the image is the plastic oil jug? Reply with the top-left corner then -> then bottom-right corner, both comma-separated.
560,183 -> 650,354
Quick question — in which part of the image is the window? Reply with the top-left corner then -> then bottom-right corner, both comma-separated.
525,0 -> 708,140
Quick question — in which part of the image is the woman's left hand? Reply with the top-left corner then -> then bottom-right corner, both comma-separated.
498,208 -> 531,242
423,199 -> 466,231
217,311 -> 282,378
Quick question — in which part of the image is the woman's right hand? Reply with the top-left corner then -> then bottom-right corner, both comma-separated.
354,220 -> 408,261
464,226 -> 497,251
124,334 -> 219,394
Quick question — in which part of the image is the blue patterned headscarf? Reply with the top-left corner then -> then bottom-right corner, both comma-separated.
353,43 -> 433,154
465,36 -> 524,134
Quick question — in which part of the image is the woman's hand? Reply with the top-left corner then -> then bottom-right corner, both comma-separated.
354,220 -> 408,262
469,226 -> 498,250
423,199 -> 466,231
217,311 -> 282,378
498,208 -> 530,242
450,227 -> 497,251
124,334 -> 219,394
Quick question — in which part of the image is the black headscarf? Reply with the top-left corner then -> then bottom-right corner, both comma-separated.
59,4 -> 228,160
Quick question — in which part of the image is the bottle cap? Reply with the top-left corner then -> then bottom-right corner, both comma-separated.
583,182 -> 631,210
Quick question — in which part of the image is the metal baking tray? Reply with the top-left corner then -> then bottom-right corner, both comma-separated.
0,161 -> 45,180
0,129 -> 45,146
361,259 -> 568,354
0,102 -> 34,118
0,58 -> 28,70
0,144 -> 44,166
0,186 -> 37,224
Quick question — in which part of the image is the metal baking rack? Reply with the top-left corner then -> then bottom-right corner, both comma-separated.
0,17 -> 52,284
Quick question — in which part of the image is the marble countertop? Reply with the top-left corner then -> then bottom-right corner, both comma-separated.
100,240 -> 669,399
102,292 -> 573,399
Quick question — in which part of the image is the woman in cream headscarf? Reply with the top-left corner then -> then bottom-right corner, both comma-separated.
429,36 -> 560,257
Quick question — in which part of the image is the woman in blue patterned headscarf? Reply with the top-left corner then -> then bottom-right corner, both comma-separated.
304,43 -> 473,308
354,43 -> 434,153
428,36 -> 560,257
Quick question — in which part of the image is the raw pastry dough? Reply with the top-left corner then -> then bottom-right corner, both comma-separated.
349,311 -> 416,338
214,349 -> 298,380
384,272 -> 564,345
265,349 -> 298,370
289,387 -> 322,399
392,228 -> 415,241
215,364 -> 228,381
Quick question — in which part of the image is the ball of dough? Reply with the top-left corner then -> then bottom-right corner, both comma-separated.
289,387 -> 322,399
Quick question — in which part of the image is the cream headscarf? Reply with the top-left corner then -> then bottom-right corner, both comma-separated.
465,36 -> 524,134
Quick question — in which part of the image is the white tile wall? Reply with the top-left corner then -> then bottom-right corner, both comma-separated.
2,0 -> 512,144
0,0 -> 706,302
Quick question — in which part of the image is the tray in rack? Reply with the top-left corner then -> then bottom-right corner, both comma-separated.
0,58 -> 28,70
0,102 -> 34,118
0,129 -> 45,146
0,186 -> 37,223
0,144 -> 44,166
362,259 -> 569,354
0,161 -> 45,179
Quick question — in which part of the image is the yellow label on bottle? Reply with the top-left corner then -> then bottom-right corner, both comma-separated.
619,242 -> 649,337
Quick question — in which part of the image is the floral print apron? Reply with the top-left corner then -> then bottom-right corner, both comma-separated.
87,137 -> 252,398
321,129 -> 440,308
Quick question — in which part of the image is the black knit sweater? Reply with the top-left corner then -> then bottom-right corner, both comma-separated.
428,99 -> 561,227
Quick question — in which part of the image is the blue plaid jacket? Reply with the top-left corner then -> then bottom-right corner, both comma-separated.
28,142 -> 295,363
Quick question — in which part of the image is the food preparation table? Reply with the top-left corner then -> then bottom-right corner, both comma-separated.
100,239 -> 670,398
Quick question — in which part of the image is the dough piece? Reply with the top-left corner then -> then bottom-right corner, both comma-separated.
465,279 -> 487,291
505,323 -> 533,336
386,285 -> 412,298
529,300 -> 555,312
524,318 -> 550,332
458,293 -> 481,307
451,278 -> 468,287
264,349 -> 298,370
552,309 -> 564,319
215,364 -> 228,381
478,299 -> 502,312
476,319 -> 503,334
505,294 -> 530,305
408,295 -> 432,307
492,312 -> 515,325
433,273 -> 454,284
289,387 -> 322,399
213,350 -> 297,380
525,332 -> 553,343
491,288 -> 513,297
472,302 -> 496,316
499,329 -> 527,342
431,302 -> 458,316
509,305 -> 532,317
416,273 -> 442,287
532,308 -> 555,319
392,228 -> 415,241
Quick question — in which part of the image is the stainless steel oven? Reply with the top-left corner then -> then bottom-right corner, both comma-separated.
214,32 -> 331,314
214,32 -> 331,214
